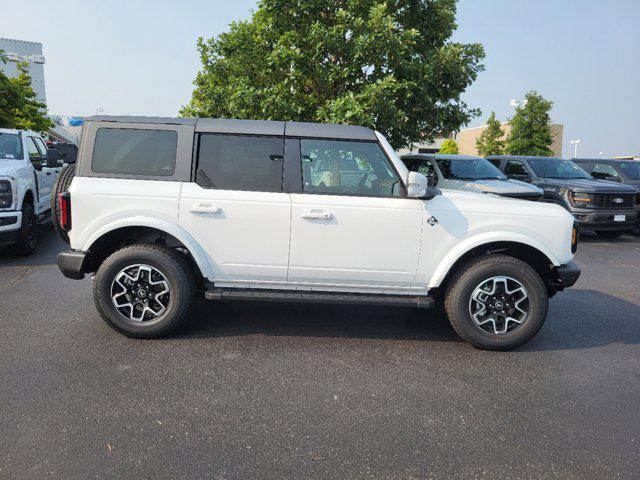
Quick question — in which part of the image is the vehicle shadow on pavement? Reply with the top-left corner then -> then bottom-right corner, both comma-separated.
523,289 -> 640,351
178,300 -> 461,343
0,224 -> 65,267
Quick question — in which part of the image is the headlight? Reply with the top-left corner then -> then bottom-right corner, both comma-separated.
570,191 -> 593,208
0,180 -> 13,209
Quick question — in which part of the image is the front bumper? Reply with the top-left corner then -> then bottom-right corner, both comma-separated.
0,210 -> 21,246
552,261 -> 581,290
58,250 -> 87,280
570,207 -> 637,231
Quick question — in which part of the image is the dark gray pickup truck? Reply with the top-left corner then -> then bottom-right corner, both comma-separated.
488,155 -> 638,238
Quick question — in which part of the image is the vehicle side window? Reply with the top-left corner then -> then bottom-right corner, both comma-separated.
33,137 -> 48,158
196,134 -> 284,192
26,137 -> 42,161
505,160 -> 529,177
487,159 -> 501,168
92,128 -> 177,176
591,163 -> 620,181
300,139 -> 401,197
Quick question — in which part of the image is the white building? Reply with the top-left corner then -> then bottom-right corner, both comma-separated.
0,37 -> 47,105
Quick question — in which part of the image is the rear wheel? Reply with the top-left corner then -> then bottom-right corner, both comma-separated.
13,202 -> 37,256
93,244 -> 195,338
444,255 -> 548,351
595,230 -> 625,239
51,163 -> 76,243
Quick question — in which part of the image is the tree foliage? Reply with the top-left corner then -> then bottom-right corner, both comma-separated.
505,91 -> 554,156
439,138 -> 459,154
0,51 -> 51,132
475,111 -> 504,156
182,0 -> 485,148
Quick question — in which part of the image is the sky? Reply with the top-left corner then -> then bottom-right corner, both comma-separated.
1,0 -> 638,158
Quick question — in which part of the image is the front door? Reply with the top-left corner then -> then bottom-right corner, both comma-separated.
25,137 -> 53,213
288,138 -> 423,290
179,133 -> 291,283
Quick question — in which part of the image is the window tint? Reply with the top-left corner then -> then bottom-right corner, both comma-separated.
505,160 -> 529,177
487,158 -> 501,168
301,139 -> 401,197
591,163 -> 620,180
92,128 -> 177,176
619,162 -> 640,180
0,133 -> 23,160
26,138 -> 41,160
437,158 -> 505,180
33,137 -> 48,157
196,134 -> 284,192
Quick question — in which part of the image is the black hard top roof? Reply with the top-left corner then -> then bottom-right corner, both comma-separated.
87,116 -> 377,141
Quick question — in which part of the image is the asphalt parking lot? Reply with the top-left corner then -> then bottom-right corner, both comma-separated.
1,226 -> 639,479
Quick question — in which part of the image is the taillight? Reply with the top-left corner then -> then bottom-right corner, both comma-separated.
571,220 -> 579,254
59,192 -> 71,231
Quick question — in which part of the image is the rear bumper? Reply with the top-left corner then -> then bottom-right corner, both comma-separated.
57,250 -> 87,280
553,261 -> 581,290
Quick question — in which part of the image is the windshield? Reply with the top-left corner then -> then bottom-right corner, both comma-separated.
619,162 -> 640,180
436,158 -> 507,180
528,158 -> 591,179
0,133 -> 23,160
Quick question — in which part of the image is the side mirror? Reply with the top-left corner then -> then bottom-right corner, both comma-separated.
46,148 -> 63,167
407,171 -> 428,198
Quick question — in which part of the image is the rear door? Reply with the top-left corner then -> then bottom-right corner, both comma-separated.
179,134 -> 291,283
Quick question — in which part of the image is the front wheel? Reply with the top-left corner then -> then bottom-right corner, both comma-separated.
13,202 -> 37,256
444,255 -> 549,351
595,230 -> 625,239
93,244 -> 195,338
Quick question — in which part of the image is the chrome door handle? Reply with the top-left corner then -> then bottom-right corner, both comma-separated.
189,205 -> 222,214
300,211 -> 333,220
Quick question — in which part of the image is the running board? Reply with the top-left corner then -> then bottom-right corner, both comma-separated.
36,211 -> 52,224
204,287 -> 435,309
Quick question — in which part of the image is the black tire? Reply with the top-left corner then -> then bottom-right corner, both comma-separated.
444,255 -> 549,351
595,230 -> 625,239
93,244 -> 195,338
51,163 -> 76,243
13,201 -> 37,256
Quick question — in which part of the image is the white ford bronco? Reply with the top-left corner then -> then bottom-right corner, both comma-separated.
0,128 -> 64,255
56,116 -> 580,350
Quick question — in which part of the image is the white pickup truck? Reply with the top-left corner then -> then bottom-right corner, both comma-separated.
55,116 -> 581,350
0,128 -> 64,255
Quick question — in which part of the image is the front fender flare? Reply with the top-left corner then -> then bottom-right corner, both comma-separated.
81,216 -> 214,279
427,231 -> 561,289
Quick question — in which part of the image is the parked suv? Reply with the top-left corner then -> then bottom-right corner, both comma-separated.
488,155 -> 638,238
573,158 -> 640,234
0,129 -> 64,254
402,153 -> 543,200
55,116 -> 580,350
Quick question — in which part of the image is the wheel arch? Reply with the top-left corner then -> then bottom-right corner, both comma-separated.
21,188 -> 34,206
81,217 -> 213,280
429,236 -> 560,295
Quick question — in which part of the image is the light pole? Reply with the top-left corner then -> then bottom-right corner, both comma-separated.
599,152 -> 604,159
570,139 -> 581,158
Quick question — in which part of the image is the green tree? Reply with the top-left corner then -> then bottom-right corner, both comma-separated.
439,138 -> 459,154
475,111 -> 504,156
0,51 -> 51,132
505,91 -> 554,156
181,0 -> 485,148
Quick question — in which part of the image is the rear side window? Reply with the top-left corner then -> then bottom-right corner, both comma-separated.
92,128 -> 177,176
505,160 -> 529,176
196,134 -> 284,192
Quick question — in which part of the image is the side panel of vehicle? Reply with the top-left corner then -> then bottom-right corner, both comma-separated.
69,177 -> 183,251
179,184 -> 291,283
416,191 -> 574,288
288,193 -> 424,288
